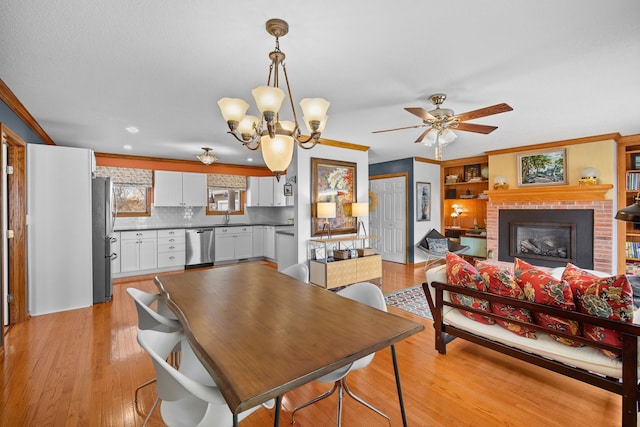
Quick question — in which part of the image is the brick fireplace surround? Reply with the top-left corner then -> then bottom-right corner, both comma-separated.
484,185 -> 615,273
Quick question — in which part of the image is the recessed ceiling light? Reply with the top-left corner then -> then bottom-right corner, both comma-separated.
123,145 -> 132,150
125,126 -> 139,134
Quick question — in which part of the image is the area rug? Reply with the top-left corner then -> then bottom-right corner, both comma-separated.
385,285 -> 432,320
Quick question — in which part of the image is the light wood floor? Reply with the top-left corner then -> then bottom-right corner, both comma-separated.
1,260 -> 622,426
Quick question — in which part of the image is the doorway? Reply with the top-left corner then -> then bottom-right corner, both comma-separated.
369,174 -> 407,264
0,124 -> 28,351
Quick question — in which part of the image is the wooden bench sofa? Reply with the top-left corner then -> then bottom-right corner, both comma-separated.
423,264 -> 640,427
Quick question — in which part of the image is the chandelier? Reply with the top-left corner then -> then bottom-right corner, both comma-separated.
217,18 -> 330,180
196,147 -> 218,165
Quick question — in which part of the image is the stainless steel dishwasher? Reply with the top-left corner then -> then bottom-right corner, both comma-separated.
185,228 -> 215,268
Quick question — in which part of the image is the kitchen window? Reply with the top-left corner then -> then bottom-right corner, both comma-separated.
114,184 -> 151,217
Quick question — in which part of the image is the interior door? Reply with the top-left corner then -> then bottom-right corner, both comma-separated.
370,176 -> 406,264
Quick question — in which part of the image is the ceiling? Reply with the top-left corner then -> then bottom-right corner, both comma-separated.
1,1 -> 639,167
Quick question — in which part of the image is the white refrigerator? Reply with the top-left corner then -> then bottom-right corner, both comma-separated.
27,144 -> 93,315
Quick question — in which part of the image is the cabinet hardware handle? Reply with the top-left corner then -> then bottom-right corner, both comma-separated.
169,246 -> 175,249
169,256 -> 175,260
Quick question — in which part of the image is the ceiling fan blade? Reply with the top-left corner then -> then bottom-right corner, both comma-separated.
404,107 -> 436,122
454,103 -> 513,122
455,122 -> 498,134
415,129 -> 431,143
372,124 -> 425,134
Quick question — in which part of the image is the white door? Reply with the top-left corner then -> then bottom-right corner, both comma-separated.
370,176 -> 406,264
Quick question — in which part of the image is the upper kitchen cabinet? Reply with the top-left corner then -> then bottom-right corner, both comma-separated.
247,175 -> 292,207
154,171 -> 207,207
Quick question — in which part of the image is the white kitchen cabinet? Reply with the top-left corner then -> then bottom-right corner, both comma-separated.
154,171 -> 207,207
263,226 -> 276,260
273,177 -> 286,207
157,229 -> 185,268
258,177 -> 274,206
214,226 -> 253,262
111,232 -> 121,275
120,230 -> 157,272
247,175 -> 288,207
253,226 -> 264,257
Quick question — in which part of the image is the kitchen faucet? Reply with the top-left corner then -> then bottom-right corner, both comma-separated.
224,210 -> 230,225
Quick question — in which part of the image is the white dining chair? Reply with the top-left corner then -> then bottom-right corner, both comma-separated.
137,328 -> 273,426
280,263 -> 310,284
127,288 -> 182,425
290,282 -> 391,426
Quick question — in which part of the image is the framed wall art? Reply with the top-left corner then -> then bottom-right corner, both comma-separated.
416,182 -> 431,221
517,148 -> 567,187
463,164 -> 481,182
311,158 -> 356,236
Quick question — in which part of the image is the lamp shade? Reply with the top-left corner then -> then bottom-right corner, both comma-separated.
217,98 -> 249,122
580,167 -> 599,178
252,85 -> 285,114
351,202 -> 369,218
237,115 -> 259,138
615,196 -> 640,222
303,116 -> 328,134
260,134 -> 294,176
317,202 -> 336,219
300,98 -> 330,122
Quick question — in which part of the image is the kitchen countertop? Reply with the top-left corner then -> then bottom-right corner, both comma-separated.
114,223 -> 294,232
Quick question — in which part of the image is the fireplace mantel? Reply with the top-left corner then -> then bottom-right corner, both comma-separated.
484,184 -> 613,203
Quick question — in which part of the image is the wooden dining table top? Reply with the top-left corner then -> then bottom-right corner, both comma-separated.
154,263 -> 424,414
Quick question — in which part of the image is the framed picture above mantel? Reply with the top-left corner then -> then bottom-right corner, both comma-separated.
517,148 -> 567,187
311,158 -> 356,236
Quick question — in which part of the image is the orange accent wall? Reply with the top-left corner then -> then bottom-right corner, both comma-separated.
95,153 -> 274,177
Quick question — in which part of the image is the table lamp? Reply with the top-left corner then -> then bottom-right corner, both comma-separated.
317,202 -> 336,238
351,202 -> 369,237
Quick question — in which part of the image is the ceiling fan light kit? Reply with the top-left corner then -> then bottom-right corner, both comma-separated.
218,18 -> 330,180
373,93 -> 513,160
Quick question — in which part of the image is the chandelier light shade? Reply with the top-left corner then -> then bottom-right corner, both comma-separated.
196,147 -> 218,165
218,18 -> 330,180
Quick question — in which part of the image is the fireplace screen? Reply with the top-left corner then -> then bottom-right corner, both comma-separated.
510,222 -> 576,264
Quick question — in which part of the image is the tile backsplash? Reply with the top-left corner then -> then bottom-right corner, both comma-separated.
114,205 -> 294,230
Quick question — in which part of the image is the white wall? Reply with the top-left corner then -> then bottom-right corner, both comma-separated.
413,159 -> 441,263
292,144 -> 369,263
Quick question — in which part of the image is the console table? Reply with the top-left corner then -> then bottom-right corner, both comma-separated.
309,236 -> 382,289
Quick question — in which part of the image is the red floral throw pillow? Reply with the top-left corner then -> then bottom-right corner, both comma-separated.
513,258 -> 581,346
563,263 -> 634,358
446,252 -> 494,324
477,262 -> 536,339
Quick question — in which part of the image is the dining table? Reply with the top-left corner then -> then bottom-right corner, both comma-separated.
154,263 -> 424,426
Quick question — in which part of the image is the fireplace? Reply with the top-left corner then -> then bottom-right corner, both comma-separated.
511,222 -> 575,263
498,209 -> 594,269
485,186 -> 615,273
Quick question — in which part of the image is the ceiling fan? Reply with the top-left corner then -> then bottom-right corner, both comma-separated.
373,93 -> 513,159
